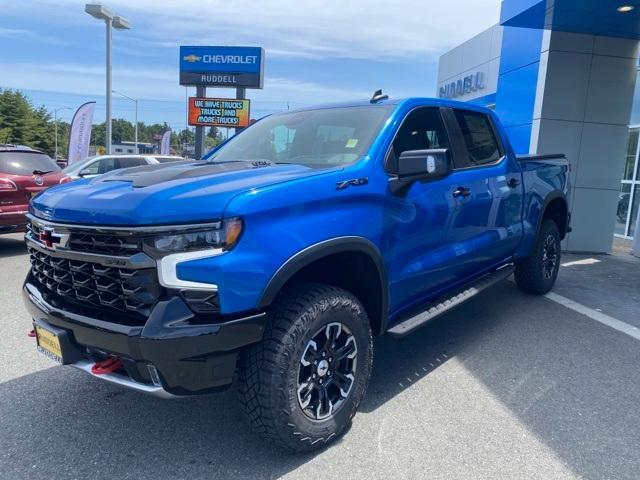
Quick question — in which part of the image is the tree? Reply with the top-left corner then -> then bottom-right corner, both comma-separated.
0,90 -> 33,145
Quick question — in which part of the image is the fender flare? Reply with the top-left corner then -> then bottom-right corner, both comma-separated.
257,236 -> 389,334
537,191 -> 569,238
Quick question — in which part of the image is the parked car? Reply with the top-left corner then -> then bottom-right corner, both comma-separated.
24,96 -> 570,451
0,145 -> 69,234
62,154 -> 185,180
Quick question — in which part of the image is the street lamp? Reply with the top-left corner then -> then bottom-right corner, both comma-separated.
112,90 -> 138,153
84,4 -> 130,154
53,107 -> 72,160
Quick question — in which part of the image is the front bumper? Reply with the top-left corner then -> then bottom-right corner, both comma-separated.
23,280 -> 267,396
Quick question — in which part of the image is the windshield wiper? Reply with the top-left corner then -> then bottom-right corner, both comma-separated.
33,169 -> 53,175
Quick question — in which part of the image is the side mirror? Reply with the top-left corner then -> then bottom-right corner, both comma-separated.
78,169 -> 91,178
390,148 -> 451,195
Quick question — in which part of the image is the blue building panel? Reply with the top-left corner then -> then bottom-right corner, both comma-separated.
501,0 -> 640,40
492,26 -> 543,153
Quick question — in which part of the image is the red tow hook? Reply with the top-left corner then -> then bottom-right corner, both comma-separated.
28,329 -> 36,338
91,357 -> 123,375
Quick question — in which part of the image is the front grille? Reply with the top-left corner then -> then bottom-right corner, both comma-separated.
28,222 -> 144,256
28,246 -> 162,318
68,232 -> 143,256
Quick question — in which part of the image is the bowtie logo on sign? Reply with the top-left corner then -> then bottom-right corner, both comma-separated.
179,46 -> 265,88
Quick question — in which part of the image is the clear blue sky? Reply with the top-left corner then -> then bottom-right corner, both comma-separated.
1,0 -> 500,132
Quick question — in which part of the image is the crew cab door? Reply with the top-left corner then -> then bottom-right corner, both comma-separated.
444,108 -> 524,271
385,107 -> 483,313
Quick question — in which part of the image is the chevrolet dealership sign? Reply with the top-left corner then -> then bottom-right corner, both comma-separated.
179,46 -> 264,88
438,72 -> 485,99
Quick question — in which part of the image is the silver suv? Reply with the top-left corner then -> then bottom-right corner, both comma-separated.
63,154 -> 186,180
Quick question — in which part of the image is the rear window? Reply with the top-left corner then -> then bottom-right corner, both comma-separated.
453,110 -> 502,167
0,151 -> 61,175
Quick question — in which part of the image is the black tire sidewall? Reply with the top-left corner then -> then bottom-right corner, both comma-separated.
273,288 -> 373,446
536,220 -> 561,291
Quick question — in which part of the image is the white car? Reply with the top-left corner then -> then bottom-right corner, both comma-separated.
63,154 -> 186,180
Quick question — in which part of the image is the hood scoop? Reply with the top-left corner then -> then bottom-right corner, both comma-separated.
95,160 -> 274,188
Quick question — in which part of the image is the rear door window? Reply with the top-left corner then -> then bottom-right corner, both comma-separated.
453,110 -> 503,167
0,152 -> 60,175
117,157 -> 147,169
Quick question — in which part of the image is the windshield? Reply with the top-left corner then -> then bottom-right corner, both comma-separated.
63,157 -> 96,175
209,106 -> 392,168
0,151 -> 61,175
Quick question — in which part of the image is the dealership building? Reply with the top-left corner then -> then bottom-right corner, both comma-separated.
437,0 -> 640,252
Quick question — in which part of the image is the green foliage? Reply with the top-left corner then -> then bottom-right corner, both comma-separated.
0,89 -> 221,158
0,89 -> 44,148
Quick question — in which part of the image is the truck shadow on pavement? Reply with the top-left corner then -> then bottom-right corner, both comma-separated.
1,281 -> 639,479
0,235 -> 27,259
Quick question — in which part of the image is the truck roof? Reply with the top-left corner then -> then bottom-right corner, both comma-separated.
286,97 -> 493,114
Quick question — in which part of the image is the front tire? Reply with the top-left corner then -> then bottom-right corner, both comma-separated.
515,219 -> 561,295
237,283 -> 373,452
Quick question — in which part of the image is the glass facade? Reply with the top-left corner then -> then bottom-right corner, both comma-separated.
617,127 -> 640,239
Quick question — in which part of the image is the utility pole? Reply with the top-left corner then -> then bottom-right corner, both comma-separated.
85,4 -> 130,155
112,90 -> 138,153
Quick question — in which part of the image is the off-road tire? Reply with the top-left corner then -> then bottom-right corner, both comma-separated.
515,219 -> 561,295
237,283 -> 373,452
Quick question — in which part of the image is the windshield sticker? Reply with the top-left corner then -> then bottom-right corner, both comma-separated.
345,138 -> 359,149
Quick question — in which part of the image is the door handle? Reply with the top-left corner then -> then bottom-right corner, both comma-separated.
452,186 -> 471,198
507,177 -> 520,189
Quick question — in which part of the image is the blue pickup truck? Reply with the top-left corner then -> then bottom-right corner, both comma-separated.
23,94 -> 570,451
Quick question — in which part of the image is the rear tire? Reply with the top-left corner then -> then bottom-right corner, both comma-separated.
515,219 -> 561,295
237,283 -> 373,452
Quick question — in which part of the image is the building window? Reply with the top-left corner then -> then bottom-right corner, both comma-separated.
616,127 -> 640,239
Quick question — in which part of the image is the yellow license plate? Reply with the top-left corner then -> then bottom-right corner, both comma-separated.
35,325 -> 63,363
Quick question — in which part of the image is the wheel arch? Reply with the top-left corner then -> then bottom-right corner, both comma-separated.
257,237 -> 389,336
539,192 -> 569,240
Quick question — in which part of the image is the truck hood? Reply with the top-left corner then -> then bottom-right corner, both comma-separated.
30,161 -> 329,225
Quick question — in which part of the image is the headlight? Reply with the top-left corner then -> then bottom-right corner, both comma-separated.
151,217 -> 243,253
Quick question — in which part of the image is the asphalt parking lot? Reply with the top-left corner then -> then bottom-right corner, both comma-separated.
1,233 -> 639,480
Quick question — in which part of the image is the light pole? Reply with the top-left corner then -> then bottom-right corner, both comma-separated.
85,4 -> 130,155
54,107 -> 72,160
112,89 -> 138,153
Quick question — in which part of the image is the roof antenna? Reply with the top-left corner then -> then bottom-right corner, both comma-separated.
370,89 -> 388,103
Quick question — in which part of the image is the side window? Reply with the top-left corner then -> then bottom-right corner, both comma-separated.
97,157 -> 116,174
453,110 -> 502,167
81,160 -> 100,175
117,157 -> 145,169
387,108 -> 449,174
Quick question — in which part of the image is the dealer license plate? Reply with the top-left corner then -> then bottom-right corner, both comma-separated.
35,324 -> 63,364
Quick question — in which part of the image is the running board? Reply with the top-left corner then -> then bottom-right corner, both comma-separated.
386,265 -> 515,338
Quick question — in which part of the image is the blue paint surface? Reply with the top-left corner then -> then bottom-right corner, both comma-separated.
30,98 -> 569,327
502,0 -> 640,40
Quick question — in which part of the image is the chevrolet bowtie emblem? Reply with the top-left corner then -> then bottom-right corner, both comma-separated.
183,54 -> 201,63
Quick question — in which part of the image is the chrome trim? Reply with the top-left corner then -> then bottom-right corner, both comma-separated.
157,249 -> 223,291
26,235 -> 155,269
71,360 -> 177,399
27,213 -> 221,233
0,210 -> 28,216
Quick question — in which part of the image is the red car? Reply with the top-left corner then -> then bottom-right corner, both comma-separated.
0,145 -> 69,234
